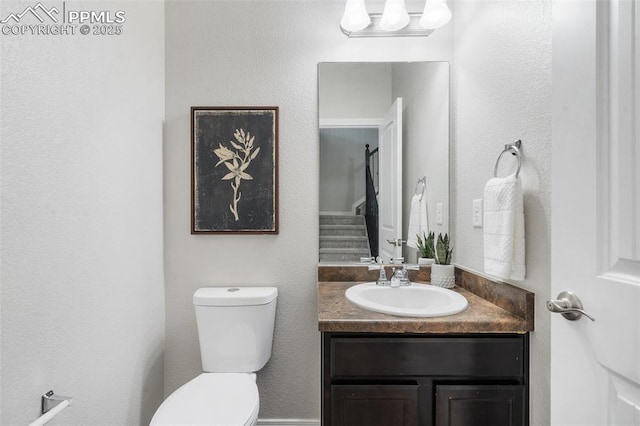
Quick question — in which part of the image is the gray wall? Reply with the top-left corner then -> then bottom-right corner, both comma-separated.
0,1 -> 166,424
393,62 -> 450,261
452,1 -> 552,425
164,0 -> 453,420
319,62 -> 392,120
319,128 -> 379,214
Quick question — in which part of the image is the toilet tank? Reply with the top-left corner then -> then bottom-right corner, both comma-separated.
193,287 -> 278,373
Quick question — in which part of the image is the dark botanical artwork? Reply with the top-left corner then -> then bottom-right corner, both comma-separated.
191,107 -> 278,233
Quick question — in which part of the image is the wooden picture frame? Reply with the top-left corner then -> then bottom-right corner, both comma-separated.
191,106 -> 279,234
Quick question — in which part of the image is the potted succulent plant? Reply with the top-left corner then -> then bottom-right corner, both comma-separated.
431,233 -> 455,288
416,232 -> 436,265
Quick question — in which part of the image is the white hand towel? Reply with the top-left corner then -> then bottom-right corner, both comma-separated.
406,194 -> 429,249
483,173 -> 525,281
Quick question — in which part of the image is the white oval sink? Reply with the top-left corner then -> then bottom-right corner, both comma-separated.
345,282 -> 468,318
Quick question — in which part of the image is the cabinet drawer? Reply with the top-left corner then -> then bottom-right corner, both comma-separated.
331,336 -> 524,378
331,385 -> 419,426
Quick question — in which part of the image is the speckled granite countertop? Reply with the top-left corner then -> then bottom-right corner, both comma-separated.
317,266 -> 534,334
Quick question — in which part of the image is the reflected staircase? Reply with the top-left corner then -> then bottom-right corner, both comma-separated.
319,215 -> 371,262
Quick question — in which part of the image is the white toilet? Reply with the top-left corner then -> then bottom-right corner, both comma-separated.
151,286 -> 278,426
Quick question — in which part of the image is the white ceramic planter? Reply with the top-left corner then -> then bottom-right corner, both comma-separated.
418,257 -> 435,265
430,264 -> 455,288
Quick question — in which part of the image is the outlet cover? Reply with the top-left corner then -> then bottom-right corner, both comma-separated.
436,202 -> 443,225
473,199 -> 483,227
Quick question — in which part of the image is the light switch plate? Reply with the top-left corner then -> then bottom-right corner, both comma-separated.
473,199 -> 483,227
436,202 -> 443,225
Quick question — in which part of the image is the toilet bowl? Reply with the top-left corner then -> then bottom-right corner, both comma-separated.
151,287 -> 277,425
150,373 -> 259,426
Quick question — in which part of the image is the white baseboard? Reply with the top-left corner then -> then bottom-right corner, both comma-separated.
257,420 -> 320,426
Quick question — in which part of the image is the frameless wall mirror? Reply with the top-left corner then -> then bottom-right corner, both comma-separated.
318,61 -> 449,264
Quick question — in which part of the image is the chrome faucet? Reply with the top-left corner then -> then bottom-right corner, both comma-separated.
393,266 -> 411,287
390,257 -> 406,287
369,256 -> 420,287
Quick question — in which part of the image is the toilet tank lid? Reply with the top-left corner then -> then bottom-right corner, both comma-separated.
193,287 -> 278,306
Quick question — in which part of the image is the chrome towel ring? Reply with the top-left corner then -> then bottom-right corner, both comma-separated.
415,176 -> 426,200
494,140 -> 522,178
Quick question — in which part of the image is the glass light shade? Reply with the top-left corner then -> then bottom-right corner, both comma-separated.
340,0 -> 371,32
380,0 -> 410,31
419,0 -> 452,29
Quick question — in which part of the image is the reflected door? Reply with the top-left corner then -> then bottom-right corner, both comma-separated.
378,98 -> 403,261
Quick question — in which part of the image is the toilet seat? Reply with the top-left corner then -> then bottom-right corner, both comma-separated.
150,373 -> 259,426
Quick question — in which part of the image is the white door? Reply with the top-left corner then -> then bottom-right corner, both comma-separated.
552,1 -> 640,424
378,98 -> 403,261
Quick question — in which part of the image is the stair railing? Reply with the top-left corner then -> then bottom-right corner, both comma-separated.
365,144 -> 379,257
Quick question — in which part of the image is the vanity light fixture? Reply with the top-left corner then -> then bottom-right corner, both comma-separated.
379,0 -> 410,31
419,0 -> 452,29
340,0 -> 371,32
340,0 -> 452,37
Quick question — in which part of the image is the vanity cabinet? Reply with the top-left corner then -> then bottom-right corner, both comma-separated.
322,333 -> 529,426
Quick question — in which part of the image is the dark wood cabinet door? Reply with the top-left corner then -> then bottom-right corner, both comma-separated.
331,385 -> 420,426
435,385 -> 525,426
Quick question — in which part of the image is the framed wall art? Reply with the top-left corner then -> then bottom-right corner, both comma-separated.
191,106 -> 279,234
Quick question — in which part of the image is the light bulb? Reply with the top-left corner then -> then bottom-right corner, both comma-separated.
419,0 -> 452,30
380,0 -> 410,31
340,0 -> 371,32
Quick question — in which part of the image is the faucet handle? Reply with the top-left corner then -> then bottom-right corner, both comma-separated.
390,257 -> 405,264
405,264 -> 420,271
375,265 -> 389,285
360,257 -> 375,264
